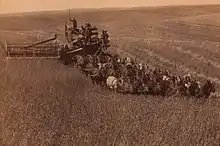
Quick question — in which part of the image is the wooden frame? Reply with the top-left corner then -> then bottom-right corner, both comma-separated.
5,43 -> 60,59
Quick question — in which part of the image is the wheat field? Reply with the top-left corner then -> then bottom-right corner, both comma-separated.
0,5 -> 220,145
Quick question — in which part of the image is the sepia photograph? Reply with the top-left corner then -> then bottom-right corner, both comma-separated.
0,0 -> 220,145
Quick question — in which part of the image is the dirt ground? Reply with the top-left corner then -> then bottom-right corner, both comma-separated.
0,5 -> 220,145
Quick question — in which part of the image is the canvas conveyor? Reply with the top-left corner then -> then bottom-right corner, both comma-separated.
5,34 -> 61,59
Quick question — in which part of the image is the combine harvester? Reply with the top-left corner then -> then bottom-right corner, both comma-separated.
4,10 -> 110,61
59,11 -> 110,65
5,34 -> 61,59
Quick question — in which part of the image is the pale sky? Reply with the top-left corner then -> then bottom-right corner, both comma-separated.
0,0 -> 220,14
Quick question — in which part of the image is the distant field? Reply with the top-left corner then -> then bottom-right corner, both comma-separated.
0,5 -> 220,145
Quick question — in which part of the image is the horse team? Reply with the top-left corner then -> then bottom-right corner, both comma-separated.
66,52 -> 215,99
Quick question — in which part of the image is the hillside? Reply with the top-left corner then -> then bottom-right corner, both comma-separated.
0,5 -> 220,145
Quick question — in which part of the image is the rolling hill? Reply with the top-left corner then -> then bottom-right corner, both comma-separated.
0,5 -> 220,145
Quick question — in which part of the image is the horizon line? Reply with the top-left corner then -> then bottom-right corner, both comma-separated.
0,3 -> 220,15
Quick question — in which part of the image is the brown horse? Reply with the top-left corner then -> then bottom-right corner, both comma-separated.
196,80 -> 215,99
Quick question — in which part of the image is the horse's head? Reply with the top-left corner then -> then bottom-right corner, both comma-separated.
196,80 -> 202,88
138,63 -> 143,70
208,80 -> 215,93
144,64 -> 149,70
202,80 -> 216,97
162,75 -> 169,81
98,63 -> 102,70
184,82 -> 191,88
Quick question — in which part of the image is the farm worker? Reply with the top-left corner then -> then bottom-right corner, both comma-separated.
84,23 -> 92,43
70,17 -> 77,30
65,23 -> 68,32
101,30 -> 109,50
80,26 -> 86,35
101,30 -> 109,42
65,24 -> 68,38
101,30 -> 105,38
85,23 -> 92,28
